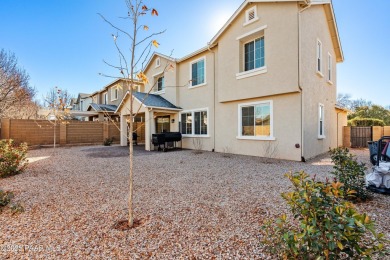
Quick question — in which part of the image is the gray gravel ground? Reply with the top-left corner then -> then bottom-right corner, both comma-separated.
0,146 -> 389,259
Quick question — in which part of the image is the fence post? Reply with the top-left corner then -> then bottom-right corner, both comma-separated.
103,122 -> 109,141
0,118 -> 11,139
372,126 -> 384,141
60,122 -> 67,145
343,126 -> 351,148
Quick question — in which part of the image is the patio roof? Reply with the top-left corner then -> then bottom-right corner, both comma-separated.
116,91 -> 182,113
88,103 -> 118,113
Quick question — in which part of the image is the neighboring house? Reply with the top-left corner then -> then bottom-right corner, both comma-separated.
69,98 -> 77,110
116,0 -> 345,161
71,93 -> 94,121
87,79 -> 142,121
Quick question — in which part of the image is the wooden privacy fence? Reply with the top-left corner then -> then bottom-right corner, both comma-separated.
343,126 -> 390,148
0,118 -> 121,146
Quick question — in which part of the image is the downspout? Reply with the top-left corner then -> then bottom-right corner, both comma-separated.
207,43 -> 216,152
298,1 -> 312,162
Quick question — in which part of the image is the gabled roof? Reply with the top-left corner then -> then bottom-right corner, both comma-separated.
76,93 -> 91,104
143,52 -> 176,74
115,91 -> 182,113
87,103 -> 118,113
208,0 -> 343,62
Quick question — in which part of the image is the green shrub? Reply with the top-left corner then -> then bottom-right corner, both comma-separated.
260,172 -> 387,259
330,147 -> 369,202
0,189 -> 24,214
348,117 -> 385,126
0,139 -> 28,178
103,137 -> 113,146
0,189 -> 13,208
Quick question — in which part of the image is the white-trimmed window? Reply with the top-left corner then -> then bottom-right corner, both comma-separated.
238,100 -> 274,140
155,57 -> 161,68
190,57 -> 206,87
180,109 -> 208,136
318,103 -> 325,139
327,53 -> 332,83
244,6 -> 258,26
244,36 -> 265,71
157,76 -> 164,92
316,39 -> 323,76
103,92 -> 108,104
236,25 -> 267,80
111,87 -> 118,101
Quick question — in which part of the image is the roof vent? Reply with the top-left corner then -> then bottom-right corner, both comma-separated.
248,9 -> 255,21
244,6 -> 258,26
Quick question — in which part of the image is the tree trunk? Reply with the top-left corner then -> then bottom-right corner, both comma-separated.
128,116 -> 134,227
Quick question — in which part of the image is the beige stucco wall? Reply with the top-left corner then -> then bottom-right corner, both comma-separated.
214,93 -> 302,161
300,4 -> 338,159
217,2 -> 300,103
176,50 -> 217,152
144,56 -> 178,105
115,2 -> 341,162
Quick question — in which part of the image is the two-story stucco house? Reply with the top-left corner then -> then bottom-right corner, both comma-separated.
87,79 -> 142,121
116,0 -> 345,161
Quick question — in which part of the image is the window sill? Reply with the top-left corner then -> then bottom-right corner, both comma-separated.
189,82 -> 207,89
318,135 -> 326,140
243,17 -> 259,27
236,66 -> 267,80
153,90 -> 165,95
236,136 -> 276,141
327,80 -> 333,85
316,71 -> 324,78
111,99 -> 118,102
182,135 -> 210,138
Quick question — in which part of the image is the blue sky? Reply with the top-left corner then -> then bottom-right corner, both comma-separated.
0,0 -> 389,107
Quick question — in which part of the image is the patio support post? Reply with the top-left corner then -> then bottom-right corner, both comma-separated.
145,110 -> 154,151
120,114 -> 127,146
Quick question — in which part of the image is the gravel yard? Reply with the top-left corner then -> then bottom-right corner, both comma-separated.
0,146 -> 389,259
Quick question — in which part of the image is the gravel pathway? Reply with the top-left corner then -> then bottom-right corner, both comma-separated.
0,146 -> 389,259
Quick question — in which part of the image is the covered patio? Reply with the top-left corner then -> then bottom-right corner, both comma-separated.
116,91 -> 182,151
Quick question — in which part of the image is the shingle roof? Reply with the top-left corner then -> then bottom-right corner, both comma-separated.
133,92 -> 181,109
88,103 -> 118,112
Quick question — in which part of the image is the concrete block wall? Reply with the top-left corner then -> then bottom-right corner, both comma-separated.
108,122 -> 121,143
1,119 -> 122,146
343,126 -> 390,148
372,126 -> 384,142
66,121 -> 103,144
384,126 -> 390,136
343,126 -> 351,148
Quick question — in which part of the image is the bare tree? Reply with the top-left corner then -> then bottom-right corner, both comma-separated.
337,93 -> 352,109
100,0 -> 169,228
5,99 -> 40,119
43,87 -> 73,110
0,49 -> 36,118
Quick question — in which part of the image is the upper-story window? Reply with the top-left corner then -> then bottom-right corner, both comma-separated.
157,76 -> 165,92
316,39 -> 323,76
327,53 -> 332,83
111,87 -> 118,101
236,25 -> 267,80
155,57 -> 161,68
190,57 -> 206,87
103,92 -> 108,104
244,6 -> 258,26
244,37 -> 265,71
80,100 -> 84,111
